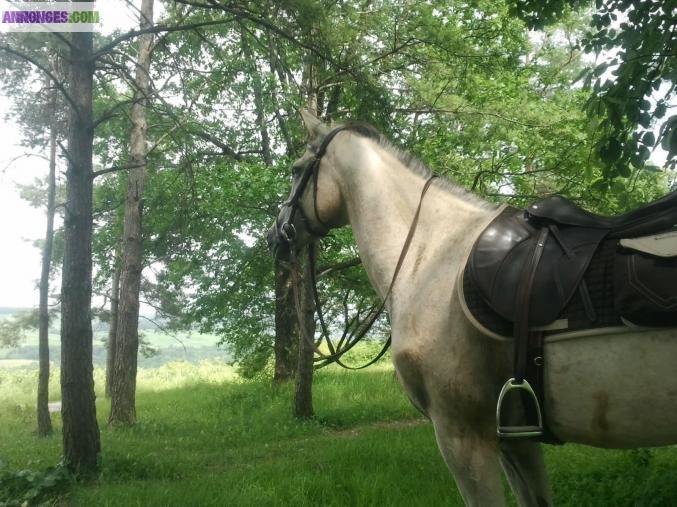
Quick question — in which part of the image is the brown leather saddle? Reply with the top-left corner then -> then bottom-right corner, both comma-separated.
466,190 -> 677,441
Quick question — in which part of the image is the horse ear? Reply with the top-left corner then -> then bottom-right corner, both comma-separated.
299,109 -> 330,142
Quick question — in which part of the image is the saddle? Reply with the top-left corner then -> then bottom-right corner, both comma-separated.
466,190 -> 677,441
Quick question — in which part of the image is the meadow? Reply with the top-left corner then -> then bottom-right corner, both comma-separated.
2,359 -> 677,506
0,326 -> 230,369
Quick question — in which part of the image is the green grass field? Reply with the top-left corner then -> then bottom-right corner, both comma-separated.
2,361 -> 677,506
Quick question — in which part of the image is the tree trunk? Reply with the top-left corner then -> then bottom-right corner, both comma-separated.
293,250 -> 315,418
293,42 -> 320,415
324,84 -> 341,122
110,0 -> 154,426
267,37 -> 301,382
37,66 -> 58,437
60,29 -> 100,473
303,51 -> 319,115
242,26 -> 298,382
105,261 -> 120,398
274,260 -> 297,383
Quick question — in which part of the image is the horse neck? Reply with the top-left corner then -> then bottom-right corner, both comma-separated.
333,136 -> 493,301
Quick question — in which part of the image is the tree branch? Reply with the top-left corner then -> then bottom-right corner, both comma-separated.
1,153 -> 50,173
91,162 -> 145,179
317,257 -> 362,279
0,44 -> 79,114
93,18 -> 238,60
394,107 -> 555,129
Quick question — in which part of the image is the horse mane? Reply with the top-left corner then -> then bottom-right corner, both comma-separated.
340,121 -> 494,210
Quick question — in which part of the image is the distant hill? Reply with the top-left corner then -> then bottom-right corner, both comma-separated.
0,307 -> 33,316
0,307 -> 160,330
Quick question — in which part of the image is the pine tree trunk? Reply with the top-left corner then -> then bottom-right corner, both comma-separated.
293,250 -> 315,418
60,29 -> 100,473
109,0 -> 154,426
274,260 -> 297,383
37,70 -> 57,437
105,262 -> 120,398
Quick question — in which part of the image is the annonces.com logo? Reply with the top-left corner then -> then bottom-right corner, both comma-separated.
1,2 -> 100,32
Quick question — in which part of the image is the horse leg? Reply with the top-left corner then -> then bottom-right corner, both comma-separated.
499,440 -> 552,507
431,416 -> 506,506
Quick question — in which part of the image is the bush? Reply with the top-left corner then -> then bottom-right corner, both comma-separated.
0,461 -> 72,506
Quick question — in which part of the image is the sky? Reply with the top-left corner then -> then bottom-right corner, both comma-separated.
0,2 -> 143,307
0,4 -> 673,308
0,100 -> 50,308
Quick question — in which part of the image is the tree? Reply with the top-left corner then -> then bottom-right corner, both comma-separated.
274,261 -> 298,382
109,0 -> 156,427
240,23 -> 299,382
60,27 -> 101,473
105,256 -> 120,398
510,0 -> 677,177
293,251 -> 315,419
0,33 -> 68,438
37,56 -> 60,437
0,310 -> 38,349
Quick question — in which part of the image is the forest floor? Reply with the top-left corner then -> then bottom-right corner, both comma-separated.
2,360 -> 677,506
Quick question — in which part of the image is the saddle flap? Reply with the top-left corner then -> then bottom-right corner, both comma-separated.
619,230 -> 677,258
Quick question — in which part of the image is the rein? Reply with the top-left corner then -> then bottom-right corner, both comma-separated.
282,125 -> 437,369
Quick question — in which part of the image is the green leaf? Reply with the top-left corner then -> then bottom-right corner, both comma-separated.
616,162 -> 631,178
654,116 -> 677,159
641,131 -> 655,147
668,128 -> 677,158
599,137 -> 622,163
591,178 -> 608,192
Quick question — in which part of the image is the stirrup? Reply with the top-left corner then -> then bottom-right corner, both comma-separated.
496,378 -> 543,439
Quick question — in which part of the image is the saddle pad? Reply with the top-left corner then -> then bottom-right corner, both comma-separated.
461,238 -> 623,339
614,243 -> 677,326
620,229 -> 677,258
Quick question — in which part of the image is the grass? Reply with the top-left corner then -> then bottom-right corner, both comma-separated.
2,361 -> 677,506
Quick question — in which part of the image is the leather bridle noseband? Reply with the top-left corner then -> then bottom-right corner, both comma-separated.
277,125 -> 437,369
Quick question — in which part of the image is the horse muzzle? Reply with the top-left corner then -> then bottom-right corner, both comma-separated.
267,223 -> 289,260
267,204 -> 297,260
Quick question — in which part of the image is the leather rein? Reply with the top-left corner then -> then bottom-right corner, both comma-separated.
279,125 -> 437,369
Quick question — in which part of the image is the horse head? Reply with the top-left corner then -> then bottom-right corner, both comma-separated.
267,110 -> 347,259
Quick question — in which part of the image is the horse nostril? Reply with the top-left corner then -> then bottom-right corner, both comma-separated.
281,223 -> 296,242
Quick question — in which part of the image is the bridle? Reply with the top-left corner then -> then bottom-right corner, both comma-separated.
276,125 -> 437,369
277,125 -> 350,244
